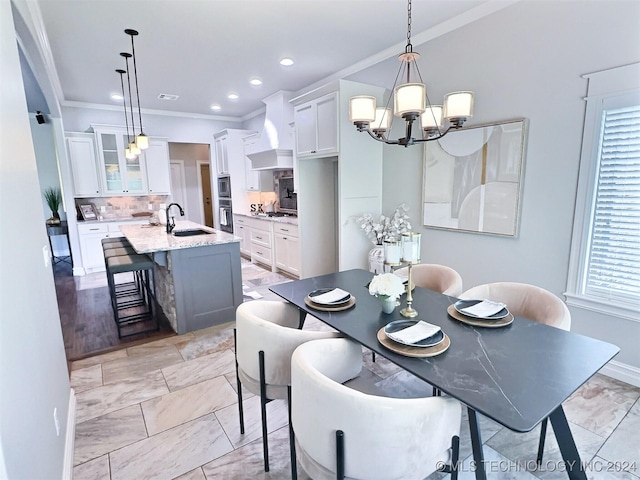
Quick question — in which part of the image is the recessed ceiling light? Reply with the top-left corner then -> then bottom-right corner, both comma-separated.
227,92 -> 239,100
210,104 -> 221,111
280,58 -> 294,67
250,78 -> 263,86
111,93 -> 123,101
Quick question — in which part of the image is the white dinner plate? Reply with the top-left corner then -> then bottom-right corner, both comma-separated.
453,299 -> 510,320
383,320 -> 445,348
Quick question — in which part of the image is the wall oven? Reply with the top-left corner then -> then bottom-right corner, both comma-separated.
217,175 -> 231,198
219,198 -> 233,234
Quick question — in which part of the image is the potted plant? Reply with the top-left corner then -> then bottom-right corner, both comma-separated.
369,272 -> 406,313
43,186 -> 62,225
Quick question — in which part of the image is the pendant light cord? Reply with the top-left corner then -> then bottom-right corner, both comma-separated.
123,54 -> 137,142
129,32 -> 144,134
117,69 -> 131,145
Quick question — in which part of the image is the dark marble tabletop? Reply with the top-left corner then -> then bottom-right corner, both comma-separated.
270,268 -> 620,433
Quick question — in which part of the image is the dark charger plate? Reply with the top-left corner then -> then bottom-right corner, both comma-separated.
453,299 -> 510,320
308,288 -> 351,307
384,319 -> 445,348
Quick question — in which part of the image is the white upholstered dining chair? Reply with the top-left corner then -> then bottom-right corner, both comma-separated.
234,300 -> 341,472
291,337 -> 462,480
395,263 -> 464,297
459,281 -> 571,463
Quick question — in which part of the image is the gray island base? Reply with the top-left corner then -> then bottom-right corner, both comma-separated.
120,221 -> 242,335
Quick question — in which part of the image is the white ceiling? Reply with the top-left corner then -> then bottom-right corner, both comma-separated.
35,0 -> 496,119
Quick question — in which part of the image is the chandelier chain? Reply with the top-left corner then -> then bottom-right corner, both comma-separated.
406,0 -> 412,50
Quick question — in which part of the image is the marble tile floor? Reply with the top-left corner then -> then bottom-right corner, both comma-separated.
71,311 -> 640,480
69,258 -> 640,479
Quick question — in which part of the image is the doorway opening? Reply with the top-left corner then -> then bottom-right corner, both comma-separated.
168,143 -> 212,224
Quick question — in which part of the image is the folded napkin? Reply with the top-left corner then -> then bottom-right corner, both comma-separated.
461,299 -> 506,318
310,288 -> 350,304
387,321 -> 441,345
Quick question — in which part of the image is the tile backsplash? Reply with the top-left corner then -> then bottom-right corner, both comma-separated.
75,196 -> 169,221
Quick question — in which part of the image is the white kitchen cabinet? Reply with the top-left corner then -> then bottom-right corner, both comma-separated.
214,133 -> 229,175
144,138 -> 171,194
294,92 -> 338,158
77,223 -> 109,272
273,223 -> 300,277
233,216 -> 251,256
94,127 -> 147,195
246,217 -> 274,268
67,133 -> 101,197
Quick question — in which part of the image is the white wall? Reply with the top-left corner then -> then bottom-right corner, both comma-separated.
1,1 -> 72,477
379,1 -> 640,372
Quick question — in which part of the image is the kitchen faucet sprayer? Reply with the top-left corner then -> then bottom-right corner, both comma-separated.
166,203 -> 185,234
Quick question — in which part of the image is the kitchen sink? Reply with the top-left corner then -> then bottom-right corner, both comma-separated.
172,229 -> 213,237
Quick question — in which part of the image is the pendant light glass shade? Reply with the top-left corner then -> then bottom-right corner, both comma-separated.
371,107 -> 392,132
125,147 -> 136,160
421,105 -> 443,130
349,96 -> 376,123
136,133 -> 149,150
129,142 -> 141,155
443,91 -> 474,120
394,83 -> 426,118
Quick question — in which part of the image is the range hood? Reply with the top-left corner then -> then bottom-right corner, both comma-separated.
245,91 -> 294,170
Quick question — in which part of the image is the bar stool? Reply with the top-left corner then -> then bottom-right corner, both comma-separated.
104,246 -> 141,299
102,237 -> 131,248
105,252 -> 157,338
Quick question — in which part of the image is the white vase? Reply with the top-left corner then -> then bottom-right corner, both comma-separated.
368,245 -> 385,274
380,296 -> 396,314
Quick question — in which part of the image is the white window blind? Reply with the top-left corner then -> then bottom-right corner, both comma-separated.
585,104 -> 640,303
566,63 -> 640,320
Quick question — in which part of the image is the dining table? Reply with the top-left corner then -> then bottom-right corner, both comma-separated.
269,268 -> 620,480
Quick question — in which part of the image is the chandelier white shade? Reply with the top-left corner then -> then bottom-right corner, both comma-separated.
349,96 -> 376,123
348,0 -> 475,147
443,91 -> 474,121
372,107 -> 392,132
394,83 -> 426,118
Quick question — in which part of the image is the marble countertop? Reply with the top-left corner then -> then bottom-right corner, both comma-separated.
234,213 -> 298,225
120,220 -> 239,254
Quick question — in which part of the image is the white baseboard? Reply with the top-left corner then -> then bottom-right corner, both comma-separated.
62,388 -> 76,480
599,360 -> 640,387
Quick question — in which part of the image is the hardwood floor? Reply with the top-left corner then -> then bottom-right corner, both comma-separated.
54,257 -> 292,362
53,261 -> 175,362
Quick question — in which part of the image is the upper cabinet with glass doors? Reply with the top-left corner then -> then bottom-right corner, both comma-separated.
95,127 -> 147,195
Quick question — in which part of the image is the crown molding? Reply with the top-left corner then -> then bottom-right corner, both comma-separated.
60,100 -> 243,122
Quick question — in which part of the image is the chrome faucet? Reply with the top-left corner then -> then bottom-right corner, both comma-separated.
166,203 -> 185,234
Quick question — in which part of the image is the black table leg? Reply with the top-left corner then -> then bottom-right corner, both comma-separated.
549,406 -> 587,480
298,308 -> 306,329
468,407 -> 487,480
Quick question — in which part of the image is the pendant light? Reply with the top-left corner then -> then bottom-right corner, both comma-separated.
116,68 -> 136,161
125,29 -> 149,150
120,52 -> 140,159
349,0 -> 474,147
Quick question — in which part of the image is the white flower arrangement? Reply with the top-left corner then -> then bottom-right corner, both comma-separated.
368,273 -> 405,301
353,203 -> 412,246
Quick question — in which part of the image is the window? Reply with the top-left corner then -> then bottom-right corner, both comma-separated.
566,63 -> 640,320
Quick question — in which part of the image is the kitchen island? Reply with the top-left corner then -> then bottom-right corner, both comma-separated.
120,221 -> 242,334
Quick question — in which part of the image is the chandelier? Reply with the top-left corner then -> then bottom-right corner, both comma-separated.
349,0 -> 474,147
115,29 -> 148,160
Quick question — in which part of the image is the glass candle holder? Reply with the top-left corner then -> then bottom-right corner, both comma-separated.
383,239 -> 402,265
401,232 -> 421,264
